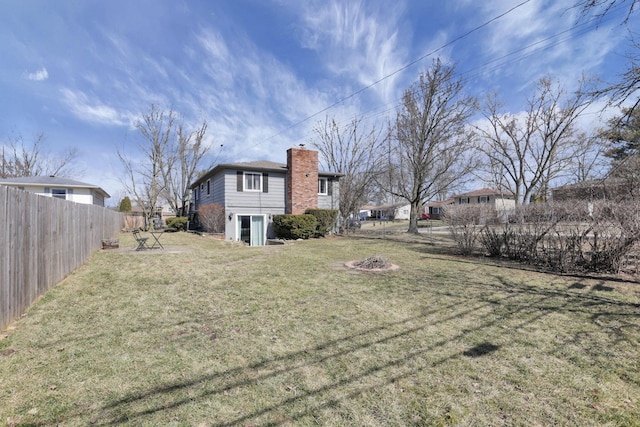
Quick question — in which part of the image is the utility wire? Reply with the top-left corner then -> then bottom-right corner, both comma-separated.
290,3 -> 626,146
259,0 -> 534,144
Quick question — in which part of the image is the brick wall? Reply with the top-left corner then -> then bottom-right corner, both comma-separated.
286,147 -> 318,214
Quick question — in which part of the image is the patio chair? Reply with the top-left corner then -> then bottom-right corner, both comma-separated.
132,230 -> 150,251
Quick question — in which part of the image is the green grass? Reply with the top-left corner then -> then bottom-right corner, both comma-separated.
1,231 -> 639,426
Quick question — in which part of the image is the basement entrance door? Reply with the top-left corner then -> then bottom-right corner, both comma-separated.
237,215 -> 265,246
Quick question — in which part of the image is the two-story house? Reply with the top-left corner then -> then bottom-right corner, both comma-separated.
190,147 -> 341,246
0,176 -> 110,206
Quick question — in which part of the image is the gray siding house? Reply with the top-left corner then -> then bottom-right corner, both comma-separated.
190,148 -> 340,246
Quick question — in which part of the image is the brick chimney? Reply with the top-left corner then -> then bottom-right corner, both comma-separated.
286,147 -> 318,214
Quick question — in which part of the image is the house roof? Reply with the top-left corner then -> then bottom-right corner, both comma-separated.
370,201 -> 410,210
425,198 -> 455,208
451,188 -> 515,199
551,178 -> 623,192
191,160 -> 342,189
0,176 -> 110,198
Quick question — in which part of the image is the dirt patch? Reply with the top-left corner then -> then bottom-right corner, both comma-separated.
345,255 -> 399,272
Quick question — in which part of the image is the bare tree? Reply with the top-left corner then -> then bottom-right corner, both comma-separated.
385,59 -> 478,234
118,105 -> 212,229
163,120 -> 209,216
118,105 -> 175,230
567,132 -> 610,183
474,77 -> 594,204
573,0 -> 638,24
1,132 -> 80,178
311,115 -> 384,230
574,0 -> 639,116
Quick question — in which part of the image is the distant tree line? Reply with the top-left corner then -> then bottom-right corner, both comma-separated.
0,132 -> 80,178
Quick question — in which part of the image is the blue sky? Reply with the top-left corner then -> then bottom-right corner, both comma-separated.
1,0 -> 638,203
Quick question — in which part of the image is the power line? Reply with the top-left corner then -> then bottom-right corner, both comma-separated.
259,0 -> 534,145
292,3 -> 626,146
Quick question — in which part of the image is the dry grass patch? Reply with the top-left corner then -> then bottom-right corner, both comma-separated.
1,232 -> 639,426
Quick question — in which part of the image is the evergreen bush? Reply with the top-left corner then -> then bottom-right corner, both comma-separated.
272,214 -> 318,240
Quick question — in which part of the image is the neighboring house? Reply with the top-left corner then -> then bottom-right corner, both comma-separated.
424,198 -> 455,220
368,202 -> 411,220
551,178 -> 638,202
450,188 -> 516,221
358,205 -> 375,221
0,176 -> 110,206
190,148 -> 341,246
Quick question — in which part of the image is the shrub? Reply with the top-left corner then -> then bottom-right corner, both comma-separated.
198,203 -> 226,233
479,226 -> 508,257
443,205 -> 488,255
272,214 -> 318,240
470,200 -> 640,274
305,209 -> 339,237
118,196 -> 132,213
166,216 -> 188,231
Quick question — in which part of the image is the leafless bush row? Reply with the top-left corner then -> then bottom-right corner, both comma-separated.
444,201 -> 640,274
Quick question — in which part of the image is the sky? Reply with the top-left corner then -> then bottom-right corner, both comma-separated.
1,0 -> 638,204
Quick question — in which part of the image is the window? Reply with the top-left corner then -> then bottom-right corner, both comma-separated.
244,172 -> 262,191
207,179 -> 210,195
459,197 -> 469,204
51,188 -> 66,199
479,196 -> 489,203
318,177 -> 328,195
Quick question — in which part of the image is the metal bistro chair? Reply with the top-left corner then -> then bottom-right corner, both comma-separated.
132,230 -> 150,251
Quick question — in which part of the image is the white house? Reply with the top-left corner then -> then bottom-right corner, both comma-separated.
369,202 -> 411,220
0,176 -> 110,206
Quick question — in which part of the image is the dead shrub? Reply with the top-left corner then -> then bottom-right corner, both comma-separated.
198,203 -> 226,233
444,205 -> 497,255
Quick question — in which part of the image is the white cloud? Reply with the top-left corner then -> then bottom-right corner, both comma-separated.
294,0 -> 409,104
25,67 -> 48,81
60,88 -> 135,127
191,25 -> 330,160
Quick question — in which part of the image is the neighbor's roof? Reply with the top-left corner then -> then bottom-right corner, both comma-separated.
191,160 -> 342,189
451,188 -> 515,199
425,198 -> 455,207
0,176 -> 110,198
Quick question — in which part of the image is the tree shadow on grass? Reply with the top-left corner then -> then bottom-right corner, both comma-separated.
33,268 -> 640,426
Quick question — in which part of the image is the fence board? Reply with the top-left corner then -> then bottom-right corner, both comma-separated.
0,186 -> 123,331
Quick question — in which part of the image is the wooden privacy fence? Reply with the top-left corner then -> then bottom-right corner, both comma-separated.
0,186 -> 124,331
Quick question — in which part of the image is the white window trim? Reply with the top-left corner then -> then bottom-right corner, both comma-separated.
244,172 -> 262,192
318,177 -> 328,195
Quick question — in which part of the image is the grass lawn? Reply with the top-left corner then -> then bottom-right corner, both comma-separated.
1,231 -> 639,426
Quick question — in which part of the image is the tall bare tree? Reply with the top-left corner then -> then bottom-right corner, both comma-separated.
311,115 -> 384,229
163,120 -> 209,216
1,132 -> 79,178
118,105 -> 175,230
474,77 -> 594,204
385,59 -> 478,234
118,105 -> 211,229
